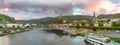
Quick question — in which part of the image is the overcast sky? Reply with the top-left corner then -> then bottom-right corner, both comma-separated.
0,0 -> 120,20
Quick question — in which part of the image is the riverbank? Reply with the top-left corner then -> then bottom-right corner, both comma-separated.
0,28 -> 30,36
46,28 -> 120,36
47,27 -> 120,43
74,28 -> 120,43
111,37 -> 120,43
45,29 -> 68,36
73,26 -> 120,30
0,26 -> 40,36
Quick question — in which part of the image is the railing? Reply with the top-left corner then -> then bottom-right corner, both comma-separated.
85,37 -> 106,45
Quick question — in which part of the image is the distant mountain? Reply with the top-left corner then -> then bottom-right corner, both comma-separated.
18,15 -> 93,24
97,13 -> 120,19
0,14 -> 16,23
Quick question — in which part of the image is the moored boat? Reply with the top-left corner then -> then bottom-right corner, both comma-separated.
84,33 -> 119,45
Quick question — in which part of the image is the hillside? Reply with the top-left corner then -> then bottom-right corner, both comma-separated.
18,15 -> 93,24
18,13 -> 120,24
0,14 -> 16,23
97,13 -> 120,19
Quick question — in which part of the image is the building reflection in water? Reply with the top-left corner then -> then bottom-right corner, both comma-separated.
0,36 -> 10,45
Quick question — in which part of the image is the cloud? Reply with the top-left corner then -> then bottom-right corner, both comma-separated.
72,0 -> 120,15
0,0 -> 120,20
9,0 -> 72,6
110,0 -> 120,4
0,9 -> 59,20
0,0 -> 4,6
9,0 -> 120,15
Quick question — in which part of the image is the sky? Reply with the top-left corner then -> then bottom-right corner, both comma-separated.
0,0 -> 120,20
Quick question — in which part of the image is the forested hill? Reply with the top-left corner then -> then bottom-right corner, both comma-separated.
18,15 -> 93,24
97,13 -> 120,19
0,14 -> 16,23
18,13 -> 120,24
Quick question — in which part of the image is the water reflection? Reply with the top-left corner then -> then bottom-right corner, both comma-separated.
105,34 -> 120,38
0,28 -> 85,45
0,36 -> 10,45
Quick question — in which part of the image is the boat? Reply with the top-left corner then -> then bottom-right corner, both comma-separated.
84,33 -> 119,45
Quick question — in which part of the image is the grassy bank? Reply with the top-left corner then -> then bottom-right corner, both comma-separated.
72,26 -> 120,30
110,37 -> 120,43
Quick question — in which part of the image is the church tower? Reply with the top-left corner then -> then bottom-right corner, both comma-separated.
93,11 -> 98,23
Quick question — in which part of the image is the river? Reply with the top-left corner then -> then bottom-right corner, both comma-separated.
0,28 -> 85,45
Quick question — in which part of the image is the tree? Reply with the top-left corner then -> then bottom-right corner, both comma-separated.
112,22 -> 120,27
53,18 -> 64,24
0,26 -> 3,28
80,20 -> 87,26
17,26 -> 20,28
12,25 -> 15,28
90,23 -> 94,26
98,21 -> 104,27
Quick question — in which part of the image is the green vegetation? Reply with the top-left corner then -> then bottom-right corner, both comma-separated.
18,13 -> 120,30
98,21 -> 104,27
112,22 -> 120,27
97,13 -> 120,19
18,15 -> 93,24
75,26 -> 120,30
111,37 -> 120,43
0,26 -> 3,28
19,13 -> 120,24
0,14 -> 16,22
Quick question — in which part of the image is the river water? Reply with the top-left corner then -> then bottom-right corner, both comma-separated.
0,28 -> 85,45
104,34 -> 120,38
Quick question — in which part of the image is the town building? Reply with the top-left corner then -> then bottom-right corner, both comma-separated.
6,23 -> 23,28
0,22 -> 7,28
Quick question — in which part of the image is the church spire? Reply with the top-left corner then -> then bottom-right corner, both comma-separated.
93,11 -> 97,23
